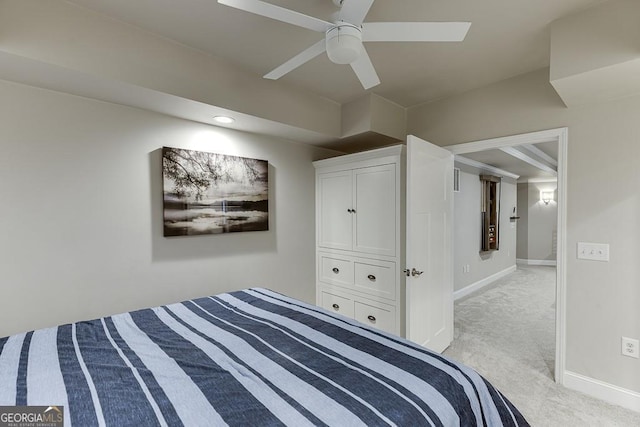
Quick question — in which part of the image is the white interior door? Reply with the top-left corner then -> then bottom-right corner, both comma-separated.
406,135 -> 454,353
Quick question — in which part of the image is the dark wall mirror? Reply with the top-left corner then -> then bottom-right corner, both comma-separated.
480,175 -> 501,252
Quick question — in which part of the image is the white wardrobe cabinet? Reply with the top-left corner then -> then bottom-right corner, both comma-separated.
314,138 -> 454,352
314,147 -> 402,335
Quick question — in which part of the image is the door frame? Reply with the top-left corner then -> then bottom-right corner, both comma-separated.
444,127 -> 568,384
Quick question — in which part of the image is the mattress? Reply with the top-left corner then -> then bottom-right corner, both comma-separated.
0,288 -> 529,426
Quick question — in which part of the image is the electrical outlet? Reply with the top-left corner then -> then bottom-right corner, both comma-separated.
621,337 -> 639,359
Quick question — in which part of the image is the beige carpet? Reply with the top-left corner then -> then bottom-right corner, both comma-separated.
443,265 -> 640,426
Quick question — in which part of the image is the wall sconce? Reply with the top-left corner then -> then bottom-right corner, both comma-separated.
540,191 -> 554,205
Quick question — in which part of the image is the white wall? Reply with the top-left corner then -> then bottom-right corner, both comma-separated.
454,166 -> 517,292
0,80 -> 337,338
516,183 -> 529,260
516,182 -> 558,262
408,67 -> 640,395
0,0 -> 341,137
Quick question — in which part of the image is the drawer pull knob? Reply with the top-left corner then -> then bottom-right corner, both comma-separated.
332,303 -> 340,310
367,315 -> 376,323
332,267 -> 340,274
367,274 -> 376,281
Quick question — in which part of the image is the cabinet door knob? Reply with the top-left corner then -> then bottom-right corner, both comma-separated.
367,274 -> 376,282
332,267 -> 339,274
367,315 -> 376,323
347,208 -> 352,213
332,303 -> 340,310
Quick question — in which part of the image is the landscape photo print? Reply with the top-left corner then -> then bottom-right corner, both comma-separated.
162,147 -> 269,236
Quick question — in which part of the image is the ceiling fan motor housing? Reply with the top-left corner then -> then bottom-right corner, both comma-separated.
326,24 -> 363,64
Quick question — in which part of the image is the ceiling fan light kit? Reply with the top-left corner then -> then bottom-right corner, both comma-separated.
218,0 -> 470,90
326,24 -> 363,64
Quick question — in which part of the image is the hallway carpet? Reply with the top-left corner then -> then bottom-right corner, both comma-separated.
443,265 -> 640,426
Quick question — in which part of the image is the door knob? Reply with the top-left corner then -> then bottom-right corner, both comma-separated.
404,268 -> 424,277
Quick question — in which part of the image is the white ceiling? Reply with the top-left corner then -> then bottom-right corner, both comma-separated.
56,0 -> 585,180
67,0 -> 606,107
457,140 -> 559,181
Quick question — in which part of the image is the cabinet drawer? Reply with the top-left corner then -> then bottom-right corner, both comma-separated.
321,292 -> 354,318
319,255 -> 354,287
354,301 -> 396,334
354,260 -> 396,300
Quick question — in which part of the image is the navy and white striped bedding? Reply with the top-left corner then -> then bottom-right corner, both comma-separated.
0,288 -> 529,426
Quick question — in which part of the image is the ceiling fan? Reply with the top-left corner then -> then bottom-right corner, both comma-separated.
218,0 -> 471,90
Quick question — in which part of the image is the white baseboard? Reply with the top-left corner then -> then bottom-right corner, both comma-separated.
454,265 -> 517,301
516,258 -> 557,266
564,371 -> 640,413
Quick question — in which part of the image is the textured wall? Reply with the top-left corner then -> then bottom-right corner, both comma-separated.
454,167 -> 517,291
517,182 -> 558,262
408,68 -> 640,394
0,80 -> 336,337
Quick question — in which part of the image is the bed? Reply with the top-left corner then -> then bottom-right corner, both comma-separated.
0,288 -> 529,426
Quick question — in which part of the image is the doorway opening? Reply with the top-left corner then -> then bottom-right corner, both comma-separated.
444,128 -> 567,384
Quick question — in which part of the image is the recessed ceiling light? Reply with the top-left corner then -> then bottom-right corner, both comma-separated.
213,115 -> 235,124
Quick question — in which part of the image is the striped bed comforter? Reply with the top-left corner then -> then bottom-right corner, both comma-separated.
0,288 -> 529,426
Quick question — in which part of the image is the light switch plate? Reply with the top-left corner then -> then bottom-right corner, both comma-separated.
577,242 -> 610,262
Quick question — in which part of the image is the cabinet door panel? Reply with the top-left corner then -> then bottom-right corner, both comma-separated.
353,164 -> 396,256
318,171 -> 353,250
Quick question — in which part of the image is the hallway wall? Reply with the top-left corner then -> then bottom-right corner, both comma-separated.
517,182 -> 558,264
454,166 -> 517,292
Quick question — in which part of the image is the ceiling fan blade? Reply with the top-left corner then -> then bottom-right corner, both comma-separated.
350,47 -> 380,89
339,0 -> 374,26
362,22 -> 471,42
218,0 -> 330,33
264,39 -> 326,80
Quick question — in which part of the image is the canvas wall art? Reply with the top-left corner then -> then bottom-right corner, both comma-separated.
162,147 -> 268,236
